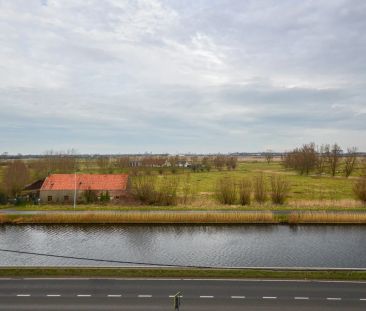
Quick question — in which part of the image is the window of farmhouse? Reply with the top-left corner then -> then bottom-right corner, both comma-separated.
47,196 -> 52,202
64,195 -> 69,201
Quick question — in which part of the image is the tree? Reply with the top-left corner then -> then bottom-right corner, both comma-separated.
226,156 -> 238,170
325,143 -> 343,176
213,155 -> 225,171
97,156 -> 110,173
282,143 -> 317,175
315,145 -> 327,175
343,147 -> 358,177
3,160 -> 30,197
264,150 -> 274,164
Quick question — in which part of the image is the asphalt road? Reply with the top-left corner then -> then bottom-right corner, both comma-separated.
0,278 -> 365,310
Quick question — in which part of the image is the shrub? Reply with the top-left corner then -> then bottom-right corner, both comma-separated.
238,178 -> 251,205
253,173 -> 267,203
353,177 -> 366,204
83,188 -> 98,203
215,177 -> 237,205
270,175 -> 290,205
156,176 -> 179,206
132,175 -> 157,204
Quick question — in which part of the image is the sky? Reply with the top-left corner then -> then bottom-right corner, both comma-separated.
0,0 -> 365,154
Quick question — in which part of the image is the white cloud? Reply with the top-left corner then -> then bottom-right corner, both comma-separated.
0,0 -> 365,153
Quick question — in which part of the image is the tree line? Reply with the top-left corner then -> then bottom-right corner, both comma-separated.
282,143 -> 361,177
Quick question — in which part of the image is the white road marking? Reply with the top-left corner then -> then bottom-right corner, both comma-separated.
326,297 -> 341,301
360,298 -> 366,301
77,294 -> 91,297
200,296 -> 214,298
138,295 -> 152,298
107,294 -> 122,297
169,295 -> 183,298
231,296 -> 245,299
263,296 -> 277,299
46,294 -> 61,297
294,297 -> 309,300
17,294 -> 30,297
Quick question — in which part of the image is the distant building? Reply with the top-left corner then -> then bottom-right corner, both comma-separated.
39,174 -> 129,203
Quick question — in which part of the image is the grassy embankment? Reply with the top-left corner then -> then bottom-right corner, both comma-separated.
0,267 -> 365,280
1,211 -> 366,224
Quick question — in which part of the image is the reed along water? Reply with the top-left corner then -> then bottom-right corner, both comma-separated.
0,224 -> 365,268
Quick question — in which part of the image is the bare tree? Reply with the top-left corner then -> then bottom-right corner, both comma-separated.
264,150 -> 274,164
226,156 -> 238,170
282,143 -> 317,175
213,155 -> 226,171
325,143 -> 343,176
3,160 -> 30,197
315,145 -> 327,175
96,156 -> 110,172
343,147 -> 358,177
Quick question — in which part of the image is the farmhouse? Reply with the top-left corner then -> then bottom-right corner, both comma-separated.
39,174 -> 129,203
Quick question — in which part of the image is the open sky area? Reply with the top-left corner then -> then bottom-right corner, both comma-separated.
0,0 -> 365,154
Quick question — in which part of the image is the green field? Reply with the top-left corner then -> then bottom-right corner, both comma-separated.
1,159 -> 365,209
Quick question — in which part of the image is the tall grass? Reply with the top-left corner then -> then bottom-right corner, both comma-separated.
288,212 -> 366,223
0,212 -> 276,224
270,175 -> 290,204
253,173 -> 267,203
238,178 -> 251,205
215,177 -> 237,204
353,177 -> 366,204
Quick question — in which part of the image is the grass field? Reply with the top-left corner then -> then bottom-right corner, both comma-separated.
1,159 -> 365,209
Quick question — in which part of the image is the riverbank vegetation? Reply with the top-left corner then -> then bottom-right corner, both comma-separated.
1,211 -> 366,225
0,267 -> 365,281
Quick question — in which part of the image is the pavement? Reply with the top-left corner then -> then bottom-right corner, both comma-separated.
0,278 -> 365,310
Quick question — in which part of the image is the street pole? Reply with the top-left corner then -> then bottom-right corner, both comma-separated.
73,172 -> 77,209
173,292 -> 182,311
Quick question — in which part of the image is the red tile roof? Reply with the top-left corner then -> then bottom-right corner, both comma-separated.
40,174 -> 128,191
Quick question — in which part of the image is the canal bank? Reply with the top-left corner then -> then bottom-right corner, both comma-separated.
1,211 -> 366,224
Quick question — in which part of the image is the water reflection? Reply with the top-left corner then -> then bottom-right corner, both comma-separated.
0,224 -> 365,268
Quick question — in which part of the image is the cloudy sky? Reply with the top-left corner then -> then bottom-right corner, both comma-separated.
0,0 -> 365,154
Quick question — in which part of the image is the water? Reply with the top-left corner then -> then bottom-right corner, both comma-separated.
0,225 -> 365,268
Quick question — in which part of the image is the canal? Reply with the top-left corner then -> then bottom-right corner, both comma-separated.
0,225 -> 365,268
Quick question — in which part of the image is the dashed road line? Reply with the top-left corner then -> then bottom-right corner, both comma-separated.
138,295 -> 152,298
326,297 -> 341,301
77,294 -> 91,297
46,294 -> 61,297
360,298 -> 366,301
294,297 -> 309,300
16,294 -> 30,297
231,296 -> 245,299
169,295 -> 183,298
107,294 -> 122,297
200,295 -> 214,298
263,296 -> 277,299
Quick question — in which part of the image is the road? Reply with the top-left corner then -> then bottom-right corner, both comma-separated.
0,278 -> 365,310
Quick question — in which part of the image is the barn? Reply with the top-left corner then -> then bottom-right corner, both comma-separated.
39,174 -> 129,203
